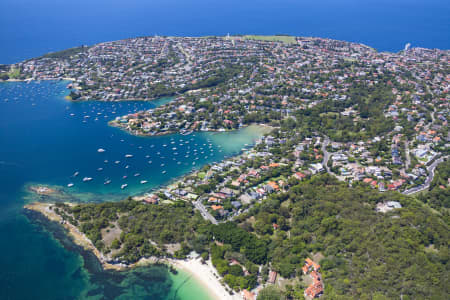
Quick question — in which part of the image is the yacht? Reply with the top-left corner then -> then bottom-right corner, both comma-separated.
125,154 -> 133,158
104,180 -> 111,185
83,177 -> 92,182
181,130 -> 193,135
67,183 -> 74,187
140,180 -> 148,184
121,184 -> 128,189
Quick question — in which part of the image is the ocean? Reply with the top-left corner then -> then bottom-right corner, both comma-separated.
0,0 -> 449,64
0,80 -> 266,299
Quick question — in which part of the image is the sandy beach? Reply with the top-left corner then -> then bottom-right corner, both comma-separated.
24,202 -> 241,300
170,257 -> 241,300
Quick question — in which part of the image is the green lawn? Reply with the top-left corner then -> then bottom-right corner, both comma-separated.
232,35 -> 297,44
8,67 -> 21,79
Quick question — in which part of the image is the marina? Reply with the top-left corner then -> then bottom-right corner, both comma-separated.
0,79 -> 268,300
0,80 -> 267,197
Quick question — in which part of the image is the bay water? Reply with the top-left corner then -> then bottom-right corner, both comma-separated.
0,80 -> 266,299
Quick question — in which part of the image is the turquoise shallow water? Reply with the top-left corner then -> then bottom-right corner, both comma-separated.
0,80 -> 265,299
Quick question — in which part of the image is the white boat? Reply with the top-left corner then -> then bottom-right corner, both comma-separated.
122,175 -> 127,179
140,180 -> 148,184
125,154 -> 133,158
121,184 -> 128,189
97,168 -> 103,171
115,160 -> 120,164
134,173 -> 140,177
104,180 -> 111,185
73,171 -> 79,177
162,170 -> 166,174
67,183 -> 74,187
83,177 -> 93,182
181,130 -> 193,135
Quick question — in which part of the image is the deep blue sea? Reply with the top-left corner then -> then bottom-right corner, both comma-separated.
0,0 -> 449,64
0,81 -> 266,299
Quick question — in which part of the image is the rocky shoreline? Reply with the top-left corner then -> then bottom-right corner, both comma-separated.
23,202 -> 236,300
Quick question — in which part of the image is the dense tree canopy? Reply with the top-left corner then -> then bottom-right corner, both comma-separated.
237,175 -> 449,299
57,173 -> 449,299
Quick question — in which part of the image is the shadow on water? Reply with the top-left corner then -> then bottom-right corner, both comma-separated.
23,209 -> 180,300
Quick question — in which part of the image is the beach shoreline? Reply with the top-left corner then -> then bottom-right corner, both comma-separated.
170,258 -> 241,300
24,202 -> 239,300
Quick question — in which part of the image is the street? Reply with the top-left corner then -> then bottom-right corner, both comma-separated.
193,200 -> 218,225
403,155 -> 448,195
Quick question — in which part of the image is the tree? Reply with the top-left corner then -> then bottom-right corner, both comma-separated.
111,238 -> 121,249
257,286 -> 284,300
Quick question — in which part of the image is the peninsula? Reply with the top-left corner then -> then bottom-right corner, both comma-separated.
10,35 -> 449,299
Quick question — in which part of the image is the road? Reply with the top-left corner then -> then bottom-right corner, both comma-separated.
403,155 -> 448,195
404,140 -> 411,170
321,136 -> 331,173
177,43 -> 193,66
193,200 -> 218,225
